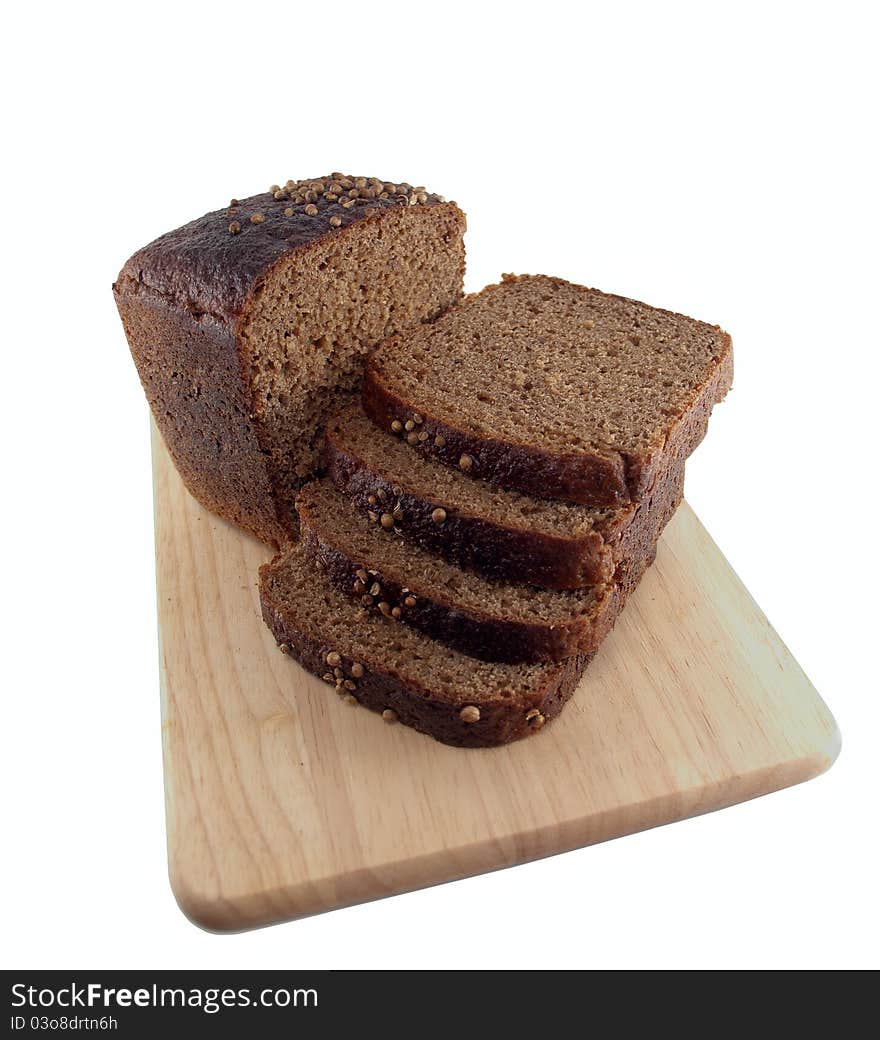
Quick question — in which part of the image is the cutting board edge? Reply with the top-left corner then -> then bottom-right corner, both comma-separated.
165,732 -> 840,933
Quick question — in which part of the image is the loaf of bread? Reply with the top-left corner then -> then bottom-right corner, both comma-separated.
297,477 -> 678,662
324,402 -> 682,589
260,544 -> 591,747
363,274 -> 732,507
119,180 -> 732,746
114,175 -> 466,544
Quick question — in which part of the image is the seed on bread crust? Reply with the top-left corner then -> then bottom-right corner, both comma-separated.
525,708 -> 546,728
459,705 -> 481,723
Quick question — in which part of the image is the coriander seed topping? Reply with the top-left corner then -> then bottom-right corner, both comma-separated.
228,221 -> 241,235
344,679 -> 357,691
391,606 -> 402,619
322,673 -> 334,683
431,508 -> 447,525
391,420 -> 403,433
404,595 -> 417,608
378,601 -> 392,616
525,708 -> 546,729
382,708 -> 398,723
406,432 -> 419,445
404,420 -> 415,432
351,663 -> 365,678
279,643 -> 290,654
304,203 -> 318,216
367,511 -> 379,522
356,568 -> 369,582
458,454 -> 474,471
326,651 -> 341,667
329,215 -> 342,227
434,434 -> 446,448
283,207 -> 294,217
343,694 -> 358,706
380,513 -> 394,529
459,705 -> 481,724
250,212 -> 265,224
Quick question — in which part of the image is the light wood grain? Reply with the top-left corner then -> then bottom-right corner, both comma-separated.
152,425 -> 839,932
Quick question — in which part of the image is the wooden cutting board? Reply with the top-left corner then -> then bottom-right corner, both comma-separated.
152,427 -> 839,932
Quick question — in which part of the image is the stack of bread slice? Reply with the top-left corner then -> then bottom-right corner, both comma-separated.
261,273 -> 733,747
113,175 -> 732,748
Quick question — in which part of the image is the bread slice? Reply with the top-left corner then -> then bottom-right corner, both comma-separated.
363,273 -> 732,508
297,478 -> 678,662
259,545 -> 591,747
324,402 -> 682,589
114,174 -> 466,545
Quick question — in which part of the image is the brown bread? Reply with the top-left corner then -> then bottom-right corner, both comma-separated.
114,175 -> 466,545
363,273 -> 732,508
297,477 -> 680,662
259,545 -> 591,747
325,402 -> 683,589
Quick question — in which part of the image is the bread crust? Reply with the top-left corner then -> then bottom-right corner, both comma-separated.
362,278 -> 733,508
259,575 -> 592,747
114,191 -> 465,546
324,422 -> 685,589
297,465 -> 681,661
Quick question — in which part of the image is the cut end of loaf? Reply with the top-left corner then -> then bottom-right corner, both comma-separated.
242,203 -> 466,530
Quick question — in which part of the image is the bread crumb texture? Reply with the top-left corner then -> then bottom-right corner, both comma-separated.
369,273 -> 731,463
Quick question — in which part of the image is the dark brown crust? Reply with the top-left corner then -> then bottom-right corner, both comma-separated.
116,289 -> 289,545
259,575 -> 592,748
297,468 -> 681,662
362,278 -> 733,508
324,422 -> 686,590
114,188 -> 466,546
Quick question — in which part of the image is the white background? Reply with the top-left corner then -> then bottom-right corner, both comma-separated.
3,0 -> 878,970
